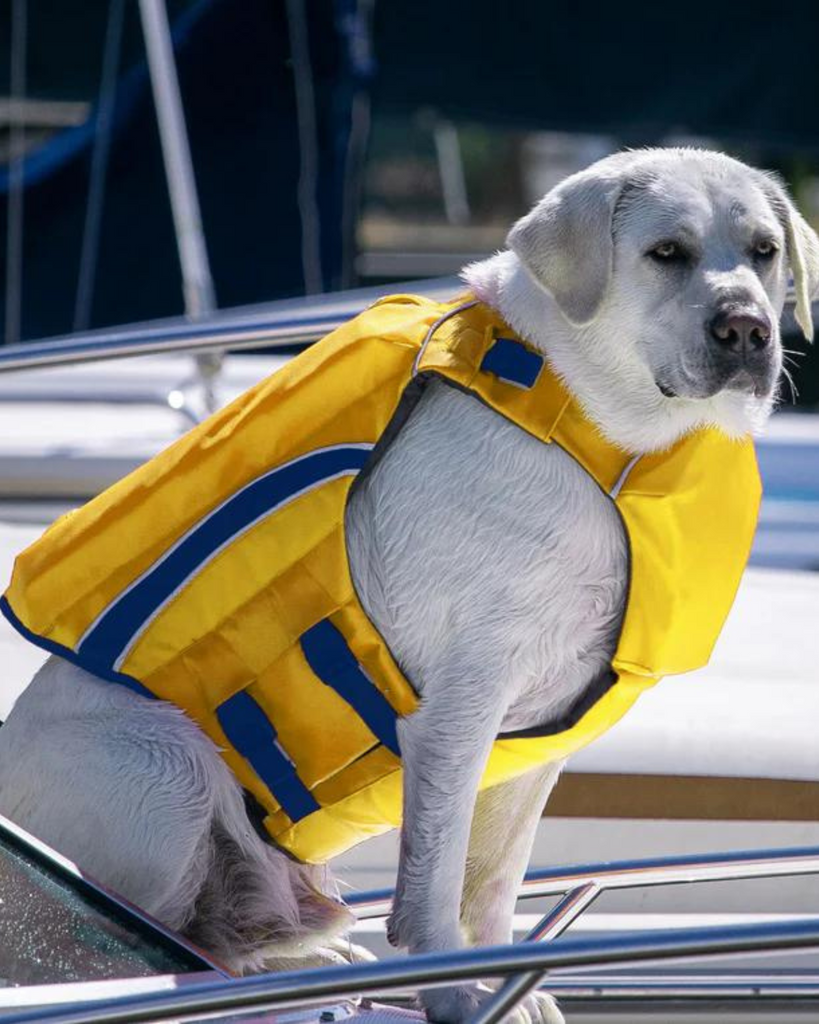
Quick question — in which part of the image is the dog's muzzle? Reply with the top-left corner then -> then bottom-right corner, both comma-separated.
706,307 -> 778,397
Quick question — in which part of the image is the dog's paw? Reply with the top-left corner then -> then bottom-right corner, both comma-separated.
421,983 -> 564,1024
421,983 -> 486,1023
514,990 -> 565,1024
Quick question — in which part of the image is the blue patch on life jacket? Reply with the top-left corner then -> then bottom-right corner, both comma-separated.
480,337 -> 543,389
300,618 -> 401,757
216,689 -> 320,823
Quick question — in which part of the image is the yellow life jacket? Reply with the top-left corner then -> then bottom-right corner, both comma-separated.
1,295 -> 761,863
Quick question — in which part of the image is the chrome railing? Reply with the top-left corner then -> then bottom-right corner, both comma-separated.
0,277 -> 806,377
8,919 -> 819,1024
7,844 -> 819,1024
348,844 -> 819,919
349,844 -> 819,1024
0,277 -> 461,374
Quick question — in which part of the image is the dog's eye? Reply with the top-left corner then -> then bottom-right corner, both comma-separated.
647,241 -> 688,262
753,238 -> 779,260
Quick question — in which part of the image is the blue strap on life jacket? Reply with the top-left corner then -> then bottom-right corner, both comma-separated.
216,689 -> 320,823
300,618 -> 401,756
480,337 -> 543,389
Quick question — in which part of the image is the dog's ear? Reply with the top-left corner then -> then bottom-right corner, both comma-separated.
786,205 -> 819,342
507,155 -> 636,326
755,171 -> 819,341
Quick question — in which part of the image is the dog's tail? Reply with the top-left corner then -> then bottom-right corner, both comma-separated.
192,749 -> 353,970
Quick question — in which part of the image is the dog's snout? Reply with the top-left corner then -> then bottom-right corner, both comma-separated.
708,309 -> 772,353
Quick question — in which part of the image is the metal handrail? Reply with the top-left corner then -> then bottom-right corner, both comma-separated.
0,277 -> 806,377
0,277 -> 461,375
545,971 -> 819,995
7,919 -> 819,1024
347,843 -> 819,919
347,844 -> 819,1024
472,883 -> 603,1024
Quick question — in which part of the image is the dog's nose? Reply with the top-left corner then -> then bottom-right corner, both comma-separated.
709,310 -> 771,353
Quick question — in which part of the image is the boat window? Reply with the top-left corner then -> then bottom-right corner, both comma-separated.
0,822 -> 209,985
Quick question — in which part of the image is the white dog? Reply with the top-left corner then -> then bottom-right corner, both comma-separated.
1,148 -> 817,1024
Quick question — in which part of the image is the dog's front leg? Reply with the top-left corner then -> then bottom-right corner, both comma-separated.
388,673 -> 506,1023
461,760 -> 564,946
460,762 -> 566,1024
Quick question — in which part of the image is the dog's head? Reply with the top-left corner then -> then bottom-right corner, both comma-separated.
504,148 -> 819,444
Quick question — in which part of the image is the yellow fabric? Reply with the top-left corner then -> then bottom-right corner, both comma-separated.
2,294 -> 761,863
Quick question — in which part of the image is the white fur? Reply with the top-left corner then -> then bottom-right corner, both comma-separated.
1,149 -> 817,1024
465,248 -> 771,452
0,658 -> 351,972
